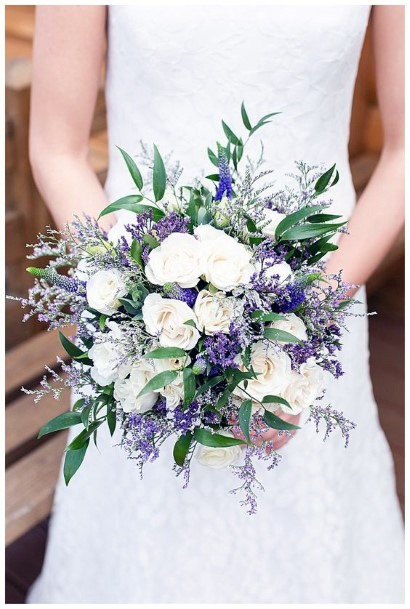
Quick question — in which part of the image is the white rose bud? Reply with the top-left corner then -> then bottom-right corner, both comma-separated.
195,430 -> 242,469
113,360 -> 158,414
86,269 -> 127,315
265,261 -> 294,284
194,225 -> 254,290
282,357 -> 324,414
193,289 -> 236,335
142,293 -> 200,350
233,341 -> 292,408
259,208 -> 287,239
145,233 -> 202,288
269,313 -> 308,342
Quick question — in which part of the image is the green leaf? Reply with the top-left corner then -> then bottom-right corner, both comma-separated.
251,310 -> 287,322
183,367 -> 196,407
249,112 -> 281,136
307,244 -> 338,265
98,195 -> 143,218
238,399 -> 253,443
59,332 -> 85,359
309,234 -> 333,255
98,315 -> 107,332
222,120 -> 241,146
264,327 -> 303,344
65,421 -> 102,451
143,233 -> 159,249
241,101 -> 252,131
153,144 -> 167,202
106,407 -> 117,436
116,146 -> 143,190
263,410 -> 300,430
80,404 -> 92,430
262,395 -> 292,409
314,164 -> 337,193
193,428 -> 246,447
63,440 -> 89,485
205,173 -> 220,182
173,431 -> 193,466
72,398 -> 86,411
144,346 -> 186,359
207,147 -> 219,167
195,375 -> 224,396
38,411 -> 82,438
137,370 -> 178,398
336,299 -> 353,311
216,389 -> 230,409
279,222 -> 346,242
275,204 -> 326,239
118,297 -> 140,315
183,319 -> 197,328
308,213 -> 343,223
130,239 -> 143,267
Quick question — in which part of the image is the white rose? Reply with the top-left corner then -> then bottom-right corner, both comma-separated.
259,208 -> 286,238
159,373 -> 184,410
282,358 -> 324,414
193,289 -> 236,335
194,226 -> 254,290
113,360 -> 158,414
86,268 -> 127,315
195,430 -> 242,469
89,322 -> 131,386
142,293 -> 200,350
145,233 -> 202,288
269,313 -> 308,342
265,261 -> 294,284
233,342 -> 292,409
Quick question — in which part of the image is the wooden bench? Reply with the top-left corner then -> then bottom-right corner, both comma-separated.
5,327 -> 76,546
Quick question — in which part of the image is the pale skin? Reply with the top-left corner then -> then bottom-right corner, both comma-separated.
30,6 -> 404,451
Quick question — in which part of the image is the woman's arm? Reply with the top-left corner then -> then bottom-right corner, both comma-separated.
29,6 -> 111,232
325,5 -> 404,291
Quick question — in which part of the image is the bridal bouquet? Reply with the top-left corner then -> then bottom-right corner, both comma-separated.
17,105 -> 356,513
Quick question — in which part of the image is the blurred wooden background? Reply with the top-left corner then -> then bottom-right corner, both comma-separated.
4,6 -> 404,603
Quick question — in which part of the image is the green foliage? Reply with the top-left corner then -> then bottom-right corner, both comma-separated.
137,370 -> 178,398
153,144 -> 167,201
263,327 -> 303,344
263,410 -> 300,430
238,399 -> 253,443
193,428 -> 246,447
38,411 -> 82,438
116,146 -> 143,190
173,432 -> 193,466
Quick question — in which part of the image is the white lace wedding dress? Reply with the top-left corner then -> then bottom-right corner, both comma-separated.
27,5 -> 404,604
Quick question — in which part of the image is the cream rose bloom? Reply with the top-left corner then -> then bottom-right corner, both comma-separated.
145,233 -> 202,288
89,321 -> 131,386
269,313 -> 308,342
265,261 -> 294,283
113,360 -> 158,414
259,208 -> 286,238
86,268 -> 127,315
159,373 -> 184,410
195,430 -> 242,469
233,342 -> 292,409
194,225 -> 254,290
156,186 -> 185,213
193,289 -> 236,335
142,293 -> 200,349
282,358 -> 324,414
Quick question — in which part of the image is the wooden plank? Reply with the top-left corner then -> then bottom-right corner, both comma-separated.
5,326 -> 75,401
6,433 -> 68,546
5,209 -> 26,265
6,384 -> 70,466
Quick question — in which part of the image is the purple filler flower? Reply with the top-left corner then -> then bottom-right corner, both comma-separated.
154,212 -> 189,242
215,152 -> 233,201
163,283 -> 198,307
205,324 -> 242,368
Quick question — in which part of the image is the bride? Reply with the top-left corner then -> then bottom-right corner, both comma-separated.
27,4 -> 404,603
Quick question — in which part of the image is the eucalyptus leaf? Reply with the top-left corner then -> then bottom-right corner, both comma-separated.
251,310 -> 287,322
98,196 -> 167,220
314,164 -> 337,193
183,367 -> 196,407
222,120 -> 241,146
143,234 -> 160,249
107,407 -> 117,436
144,346 -> 187,359
66,421 -> 103,451
116,146 -> 143,190
63,440 -> 89,485
183,319 -> 197,328
207,147 -> 219,167
38,411 -> 82,438
262,395 -> 292,409
173,431 -> 193,466
263,410 -> 300,430
193,428 -> 246,447
279,222 -> 346,242
241,101 -> 252,131
264,327 -> 303,344
137,370 -> 178,398
153,144 -> 167,202
59,332 -> 85,359
238,399 -> 253,443
130,239 -> 143,267
274,204 -> 326,239
195,375 -> 224,396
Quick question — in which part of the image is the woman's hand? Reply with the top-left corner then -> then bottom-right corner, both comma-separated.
231,408 -> 301,452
